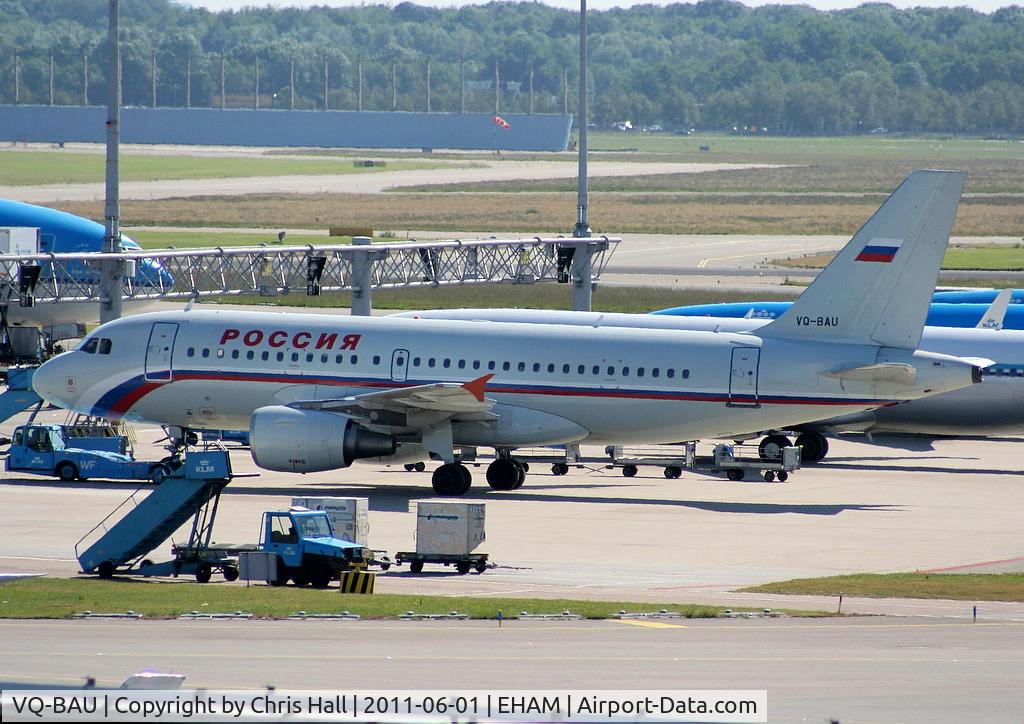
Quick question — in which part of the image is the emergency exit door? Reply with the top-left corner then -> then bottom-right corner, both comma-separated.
728,347 -> 759,406
145,322 -> 178,382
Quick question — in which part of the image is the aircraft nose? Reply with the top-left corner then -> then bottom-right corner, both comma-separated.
32,353 -> 76,408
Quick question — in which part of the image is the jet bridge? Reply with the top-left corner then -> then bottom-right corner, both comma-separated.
75,450 -> 234,580
0,235 -> 619,315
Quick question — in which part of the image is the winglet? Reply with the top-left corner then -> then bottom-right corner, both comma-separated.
462,373 -> 494,402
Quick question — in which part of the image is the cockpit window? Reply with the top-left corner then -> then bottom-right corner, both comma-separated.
80,338 -> 98,354
98,339 -> 112,355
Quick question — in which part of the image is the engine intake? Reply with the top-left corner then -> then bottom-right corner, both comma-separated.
249,406 -> 396,473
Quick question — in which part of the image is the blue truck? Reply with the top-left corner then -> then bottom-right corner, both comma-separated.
4,423 -> 169,483
262,510 -> 365,588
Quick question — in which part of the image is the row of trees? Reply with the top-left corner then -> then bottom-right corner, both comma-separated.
2,0 -> 1023,133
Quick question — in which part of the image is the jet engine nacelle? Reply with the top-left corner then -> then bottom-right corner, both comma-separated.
249,406 -> 396,473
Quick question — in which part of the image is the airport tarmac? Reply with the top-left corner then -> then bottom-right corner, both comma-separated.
2,407 -> 1023,620
1,617 -> 1022,722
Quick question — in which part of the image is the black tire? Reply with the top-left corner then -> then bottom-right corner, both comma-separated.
55,462 -> 78,482
378,561 -> 391,571
727,469 -> 743,481
552,463 -> 569,476
758,435 -> 792,461
796,432 -> 829,463
432,463 -> 471,496
97,561 -> 115,579
309,564 -> 333,589
474,560 -> 487,574
664,466 -> 682,479
456,561 -> 471,575
414,461 -> 426,472
409,559 -> 424,574
291,569 -> 309,587
521,462 -> 529,473
222,566 -> 239,582
195,563 -> 212,584
764,471 -> 776,483
778,471 -> 789,483
622,465 -> 638,478
404,463 -> 416,472
486,459 -> 520,491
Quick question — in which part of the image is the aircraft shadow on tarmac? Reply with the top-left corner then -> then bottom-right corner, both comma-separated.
221,483 -> 899,516
814,461 -> 1021,476
0,476 -> 899,515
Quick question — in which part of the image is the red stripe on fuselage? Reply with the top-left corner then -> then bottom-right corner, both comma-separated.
101,371 -> 894,416
108,381 -> 165,416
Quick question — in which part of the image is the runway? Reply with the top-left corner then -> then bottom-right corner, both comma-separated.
1,617 -> 1022,722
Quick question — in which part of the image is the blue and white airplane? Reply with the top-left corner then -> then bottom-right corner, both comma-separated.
932,289 -> 1024,305
653,299 -> 1024,329
0,199 -> 172,328
31,171 -> 983,493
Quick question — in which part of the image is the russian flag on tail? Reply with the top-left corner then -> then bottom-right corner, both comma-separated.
855,238 -> 903,263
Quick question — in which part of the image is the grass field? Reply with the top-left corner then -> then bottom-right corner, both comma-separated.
400,159 -> 1024,194
0,151 -> 447,186
127,229 -> 351,249
58,194 -> 1024,237
779,243 -> 1024,271
585,132 -> 1024,160
743,573 -> 1024,602
209,283 -> 799,313
0,578 -> 783,620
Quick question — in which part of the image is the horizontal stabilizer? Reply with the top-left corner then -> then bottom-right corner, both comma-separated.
760,170 -> 966,349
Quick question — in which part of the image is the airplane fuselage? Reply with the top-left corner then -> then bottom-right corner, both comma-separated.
32,309 -> 976,447
399,309 -> 1023,437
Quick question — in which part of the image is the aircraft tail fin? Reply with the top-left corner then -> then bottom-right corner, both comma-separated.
976,288 -> 1011,330
759,170 -> 965,348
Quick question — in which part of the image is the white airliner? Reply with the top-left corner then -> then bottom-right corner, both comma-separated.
31,170 -> 985,494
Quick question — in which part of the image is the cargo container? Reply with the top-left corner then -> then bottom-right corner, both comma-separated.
291,497 -> 369,546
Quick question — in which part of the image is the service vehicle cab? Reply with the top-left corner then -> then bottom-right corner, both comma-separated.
4,423 -> 165,483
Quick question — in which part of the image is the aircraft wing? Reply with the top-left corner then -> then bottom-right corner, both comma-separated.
292,374 -> 496,420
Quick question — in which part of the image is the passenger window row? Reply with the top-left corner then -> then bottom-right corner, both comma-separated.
187,346 -> 691,380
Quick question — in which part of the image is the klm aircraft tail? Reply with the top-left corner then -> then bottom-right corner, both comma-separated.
759,170 -> 966,349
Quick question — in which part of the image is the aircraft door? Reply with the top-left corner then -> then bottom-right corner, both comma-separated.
391,349 -> 410,382
144,322 -> 178,382
728,346 -> 759,406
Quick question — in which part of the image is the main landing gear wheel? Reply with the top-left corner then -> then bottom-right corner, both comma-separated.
432,463 -> 472,496
486,459 -> 525,491
795,431 -> 829,463
758,434 -> 792,461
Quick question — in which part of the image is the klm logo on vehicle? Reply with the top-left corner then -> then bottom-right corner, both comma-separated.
796,316 -> 840,327
194,458 -> 216,474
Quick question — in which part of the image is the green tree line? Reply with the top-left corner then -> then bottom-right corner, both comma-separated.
1,0 -> 1023,134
